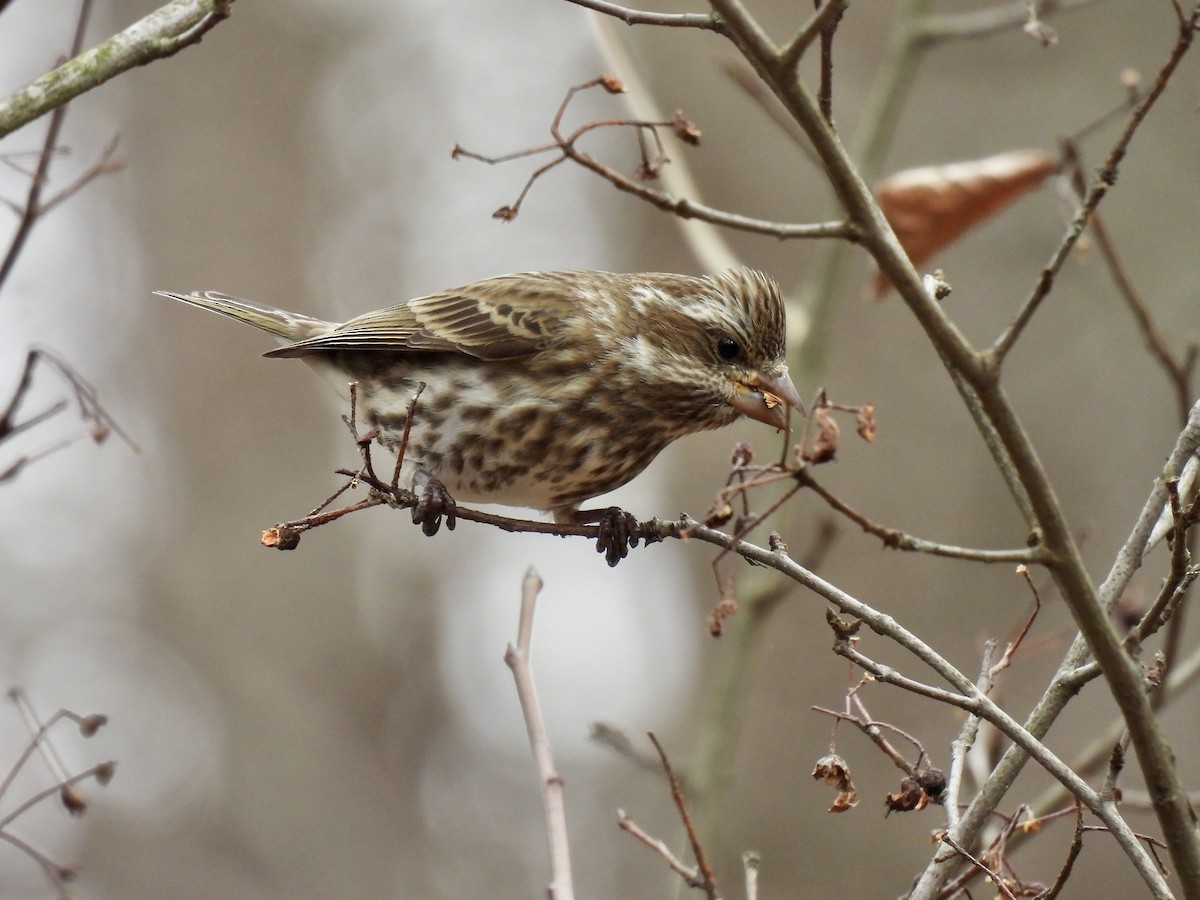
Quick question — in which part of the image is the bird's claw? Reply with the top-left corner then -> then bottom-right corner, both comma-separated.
595,507 -> 639,567
413,479 -> 456,536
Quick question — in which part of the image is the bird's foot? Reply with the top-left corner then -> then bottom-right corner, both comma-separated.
577,506 -> 640,567
413,478 -> 457,536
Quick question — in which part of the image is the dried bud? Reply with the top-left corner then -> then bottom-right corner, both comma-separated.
1113,591 -> 1146,633
635,160 -> 662,181
492,205 -> 518,222
705,502 -> 734,527
923,271 -> 952,301
708,598 -> 737,637
856,404 -> 877,443
915,767 -> 946,803
1022,18 -> 1057,46
1146,651 -> 1167,691
61,786 -> 88,816
731,441 -> 754,467
94,760 -> 117,786
825,608 -> 861,640
812,753 -> 858,812
672,110 -> 702,146
79,713 -> 108,737
886,777 -> 928,814
262,526 -> 301,550
599,74 -> 626,94
807,407 -> 840,463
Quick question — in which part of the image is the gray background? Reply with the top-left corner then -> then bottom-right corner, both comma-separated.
2,1 -> 1197,897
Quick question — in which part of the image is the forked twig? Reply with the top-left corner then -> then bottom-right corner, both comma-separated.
454,75 -> 857,241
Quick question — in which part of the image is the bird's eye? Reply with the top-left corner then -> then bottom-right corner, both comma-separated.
716,336 -> 741,361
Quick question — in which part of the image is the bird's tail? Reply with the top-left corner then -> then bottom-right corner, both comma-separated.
153,290 -> 335,345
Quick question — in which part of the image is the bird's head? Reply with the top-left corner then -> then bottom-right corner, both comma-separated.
616,268 -> 805,433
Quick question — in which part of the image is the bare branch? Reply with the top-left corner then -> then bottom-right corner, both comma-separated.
987,9 -> 1198,367
504,569 -> 574,900
647,732 -> 719,900
918,0 -> 1102,46
0,0 -> 236,140
453,76 -> 859,242
797,468 -> 1045,563
565,0 -> 724,32
779,0 -> 847,72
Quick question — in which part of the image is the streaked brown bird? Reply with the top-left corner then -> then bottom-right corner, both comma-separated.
156,268 -> 804,560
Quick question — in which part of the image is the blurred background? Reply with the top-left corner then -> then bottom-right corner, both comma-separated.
1,0 -> 1197,897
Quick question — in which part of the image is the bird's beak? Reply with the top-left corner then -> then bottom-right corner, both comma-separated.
731,366 -> 806,431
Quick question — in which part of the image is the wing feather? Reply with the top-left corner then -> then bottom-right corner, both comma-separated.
264,272 -> 579,360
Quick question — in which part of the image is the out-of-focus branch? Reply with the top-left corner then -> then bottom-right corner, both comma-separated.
564,0 -> 724,32
0,0 -> 235,140
918,0 -> 1100,45
1,348 -> 134,483
0,0 -> 95,291
504,569 -> 575,900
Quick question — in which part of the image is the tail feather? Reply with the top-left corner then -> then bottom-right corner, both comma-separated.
153,290 -> 335,345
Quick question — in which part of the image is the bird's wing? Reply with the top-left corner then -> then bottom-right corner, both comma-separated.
263,272 -> 581,361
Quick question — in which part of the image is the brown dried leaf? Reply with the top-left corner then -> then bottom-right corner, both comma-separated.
874,149 -> 1057,296
812,753 -> 858,812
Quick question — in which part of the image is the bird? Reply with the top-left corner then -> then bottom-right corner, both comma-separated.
156,268 -> 804,562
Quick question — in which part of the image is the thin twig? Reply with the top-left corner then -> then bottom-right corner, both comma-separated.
647,732 -> 719,900
0,0 -> 94,292
987,8 -> 1198,367
797,469 -> 1044,563
617,810 -> 705,887
917,0 -> 1100,46
504,569 -> 575,900
779,0 -> 847,72
454,76 -> 858,242
940,834 -> 1018,900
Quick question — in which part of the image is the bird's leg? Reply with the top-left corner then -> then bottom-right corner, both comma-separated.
412,470 -> 457,537
558,506 -> 640,567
